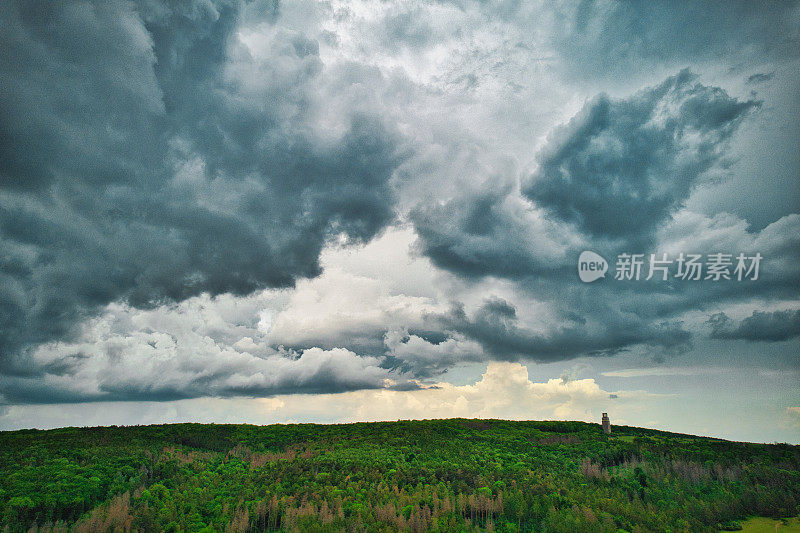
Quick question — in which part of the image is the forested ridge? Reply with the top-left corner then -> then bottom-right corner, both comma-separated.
1,419 -> 798,532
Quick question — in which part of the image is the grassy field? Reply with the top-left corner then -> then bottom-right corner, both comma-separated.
736,516 -> 800,532
1,419 -> 798,532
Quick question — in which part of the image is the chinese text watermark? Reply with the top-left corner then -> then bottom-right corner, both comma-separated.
579,252 -> 762,283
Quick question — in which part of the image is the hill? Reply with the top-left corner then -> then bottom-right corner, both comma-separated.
1,419 -> 798,532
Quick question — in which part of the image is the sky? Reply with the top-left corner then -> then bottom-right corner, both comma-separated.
0,0 -> 798,444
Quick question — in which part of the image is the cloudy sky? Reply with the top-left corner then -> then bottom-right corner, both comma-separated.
1,0 -> 798,443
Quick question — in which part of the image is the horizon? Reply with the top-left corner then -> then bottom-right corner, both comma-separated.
1,1 -> 799,446
4,417 -> 797,447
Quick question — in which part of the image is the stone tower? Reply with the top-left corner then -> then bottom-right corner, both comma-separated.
601,413 -> 611,435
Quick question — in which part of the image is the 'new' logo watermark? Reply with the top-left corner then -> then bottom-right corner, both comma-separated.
578,251 -> 608,282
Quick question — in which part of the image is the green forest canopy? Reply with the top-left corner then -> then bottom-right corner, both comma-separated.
1,419 -> 798,532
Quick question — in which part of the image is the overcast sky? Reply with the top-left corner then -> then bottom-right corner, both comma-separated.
1,0 -> 798,443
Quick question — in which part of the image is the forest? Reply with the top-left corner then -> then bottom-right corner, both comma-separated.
0,419 -> 798,532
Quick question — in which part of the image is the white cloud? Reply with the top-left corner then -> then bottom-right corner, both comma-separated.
15,297 -> 397,401
265,226 -> 452,350
384,329 -> 486,375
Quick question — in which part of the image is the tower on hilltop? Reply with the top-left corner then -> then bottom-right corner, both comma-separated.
602,413 -> 611,435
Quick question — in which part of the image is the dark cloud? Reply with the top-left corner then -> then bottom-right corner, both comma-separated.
747,72 -> 775,85
436,297 -> 691,363
709,309 -> 800,342
523,69 -> 758,246
406,71 -> 797,370
535,0 -> 800,231
0,0 -> 798,406
0,0 -> 165,191
412,71 -> 759,281
0,0 -> 404,372
411,185 -> 567,279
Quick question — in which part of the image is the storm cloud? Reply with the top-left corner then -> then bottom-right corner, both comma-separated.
412,71 -> 760,279
437,297 -> 691,362
407,68 -> 798,370
0,0 -> 404,372
0,0 -> 798,407
709,309 -> 800,342
411,184 -> 571,280
523,70 -> 758,245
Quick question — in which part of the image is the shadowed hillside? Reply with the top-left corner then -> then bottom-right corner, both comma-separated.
1,419 -> 798,532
